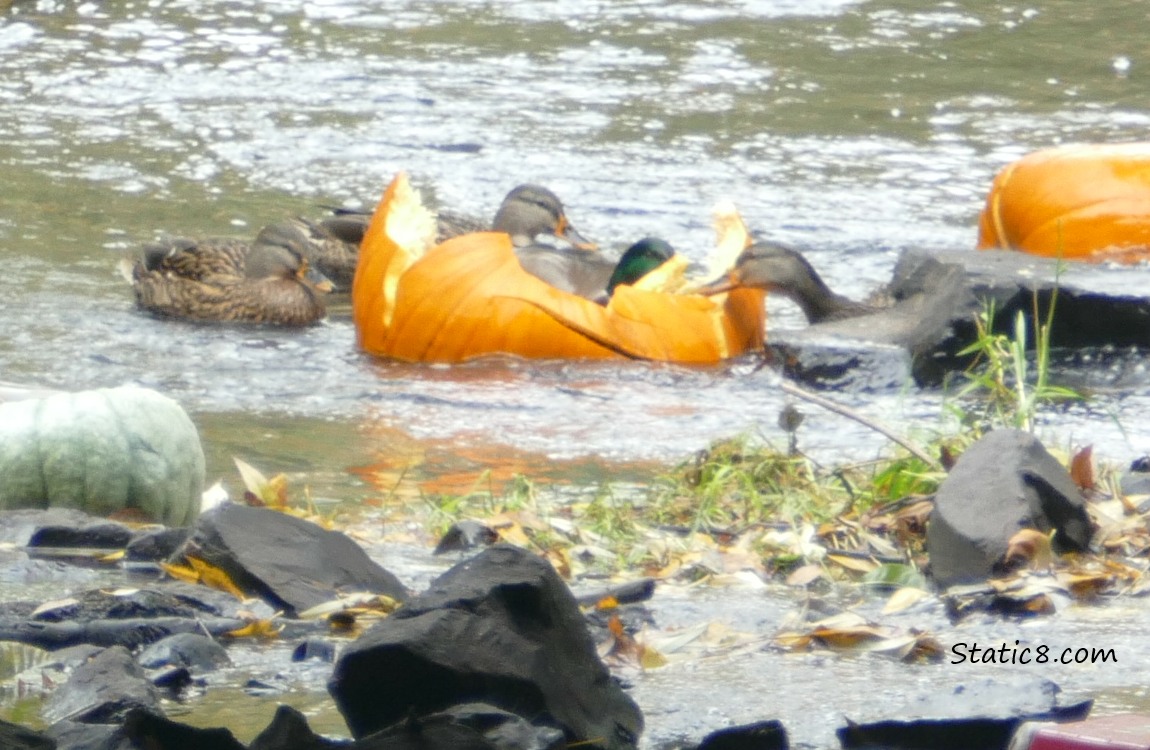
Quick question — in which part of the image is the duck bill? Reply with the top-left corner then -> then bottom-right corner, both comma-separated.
556,215 -> 597,251
692,273 -> 738,296
301,265 -> 335,293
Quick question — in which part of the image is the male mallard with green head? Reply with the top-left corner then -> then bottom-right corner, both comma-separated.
127,229 -> 333,326
696,241 -> 877,323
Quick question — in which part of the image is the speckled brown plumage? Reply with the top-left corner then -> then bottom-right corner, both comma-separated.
129,237 -> 330,326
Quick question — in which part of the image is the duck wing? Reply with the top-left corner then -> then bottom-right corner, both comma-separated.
514,246 -> 616,299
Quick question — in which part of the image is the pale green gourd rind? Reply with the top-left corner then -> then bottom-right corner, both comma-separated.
0,386 -> 204,526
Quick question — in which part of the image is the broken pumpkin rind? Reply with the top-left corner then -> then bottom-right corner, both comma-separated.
977,142 -> 1150,262
353,173 -> 766,364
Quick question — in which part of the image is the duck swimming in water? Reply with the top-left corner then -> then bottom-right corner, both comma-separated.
127,227 -> 333,326
301,182 -> 596,290
695,240 -> 876,323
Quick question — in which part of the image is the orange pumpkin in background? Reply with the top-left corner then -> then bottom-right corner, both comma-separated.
352,173 -> 767,364
977,142 -> 1150,262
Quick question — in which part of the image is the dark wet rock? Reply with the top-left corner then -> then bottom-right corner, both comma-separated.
329,544 -> 643,750
46,719 -> 130,750
768,247 -> 1150,387
0,717 -> 55,750
126,526 -> 190,562
696,720 -> 789,750
1119,456 -> 1150,506
0,508 -> 133,548
292,638 -> 337,663
837,677 -> 1091,750
769,339 -> 918,391
171,503 -> 409,617
574,578 -> 656,607
354,714 -> 503,750
249,705 -> 350,750
149,665 -> 193,692
137,632 -> 231,671
926,429 -> 1093,588
121,706 -> 247,750
434,520 -> 500,554
414,704 -> 565,750
0,614 -> 249,650
42,645 -> 160,724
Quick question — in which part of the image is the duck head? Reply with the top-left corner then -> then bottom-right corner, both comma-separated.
493,183 -> 596,250
245,241 -> 334,294
695,241 -> 869,324
606,237 -> 676,295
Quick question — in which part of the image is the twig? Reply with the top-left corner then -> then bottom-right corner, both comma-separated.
779,380 -> 942,471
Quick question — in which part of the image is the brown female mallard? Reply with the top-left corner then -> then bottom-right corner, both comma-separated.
127,226 -> 333,326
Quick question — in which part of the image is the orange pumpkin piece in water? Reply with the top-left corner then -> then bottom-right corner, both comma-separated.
352,174 -> 766,364
977,142 -> 1150,262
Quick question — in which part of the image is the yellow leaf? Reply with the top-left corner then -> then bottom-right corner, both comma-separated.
595,596 -> 620,611
1003,528 -> 1055,571
786,563 -> 825,587
234,457 -> 269,497
638,644 -> 669,670
882,587 -> 930,614
160,561 -> 202,586
162,556 -> 248,601
827,554 -> 879,574
226,619 -> 283,639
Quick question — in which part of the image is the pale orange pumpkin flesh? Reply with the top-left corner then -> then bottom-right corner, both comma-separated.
352,174 -> 767,364
977,143 -> 1150,262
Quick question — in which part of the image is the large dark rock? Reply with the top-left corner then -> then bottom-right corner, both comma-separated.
170,503 -> 408,617
837,677 -> 1091,750
329,544 -> 643,750
926,430 -> 1094,588
137,632 -> 231,672
696,720 -> 788,750
42,645 -> 160,725
770,247 -> 1150,387
121,707 -> 247,750
249,705 -> 350,750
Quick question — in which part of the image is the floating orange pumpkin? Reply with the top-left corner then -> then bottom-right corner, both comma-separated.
352,174 -> 766,364
977,142 -> 1150,262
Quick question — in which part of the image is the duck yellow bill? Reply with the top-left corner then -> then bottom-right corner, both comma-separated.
692,273 -> 737,296
556,215 -> 597,251
301,264 -> 335,293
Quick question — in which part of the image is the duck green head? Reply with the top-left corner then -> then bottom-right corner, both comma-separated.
606,237 -> 675,295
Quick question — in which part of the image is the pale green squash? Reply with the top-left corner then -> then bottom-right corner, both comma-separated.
0,386 -> 203,526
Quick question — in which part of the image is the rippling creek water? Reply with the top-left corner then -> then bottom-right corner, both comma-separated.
3,0 -> 1150,746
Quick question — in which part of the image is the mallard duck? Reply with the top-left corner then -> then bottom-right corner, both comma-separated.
517,236 -> 675,302
128,230 -> 333,326
259,217 -> 362,291
695,241 -> 877,323
487,183 -> 595,250
301,182 -> 595,289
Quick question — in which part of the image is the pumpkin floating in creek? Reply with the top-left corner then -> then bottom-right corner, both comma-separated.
352,173 -> 767,364
977,142 -> 1150,262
